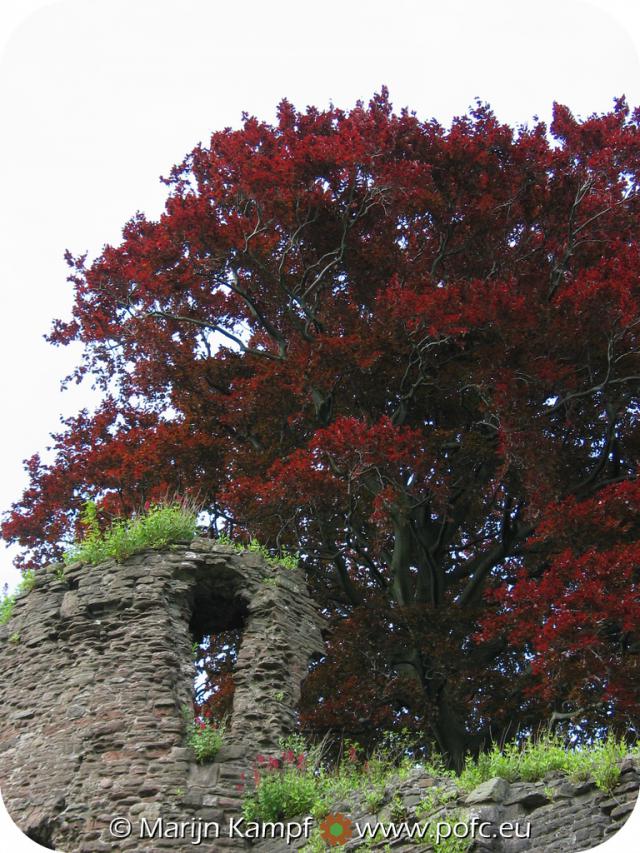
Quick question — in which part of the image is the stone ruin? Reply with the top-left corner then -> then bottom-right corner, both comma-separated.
1,539 -> 638,853
0,540 -> 325,851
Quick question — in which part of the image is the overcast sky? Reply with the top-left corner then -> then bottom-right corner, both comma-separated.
1,0 -> 639,594
1,2 -> 640,850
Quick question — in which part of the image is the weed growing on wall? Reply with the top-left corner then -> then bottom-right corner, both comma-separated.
414,788 -> 458,821
0,571 -> 36,626
243,750 -> 319,823
422,811 -> 473,853
454,733 -> 633,794
182,708 -> 227,763
242,734 -> 414,824
64,500 -> 198,565
216,533 -> 300,571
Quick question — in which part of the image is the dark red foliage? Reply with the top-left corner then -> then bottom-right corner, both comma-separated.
4,90 -> 640,765
195,628 -> 239,721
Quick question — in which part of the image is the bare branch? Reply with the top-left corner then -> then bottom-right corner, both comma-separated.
146,309 -> 284,361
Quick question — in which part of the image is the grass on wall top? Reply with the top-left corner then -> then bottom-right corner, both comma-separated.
62,500 -> 300,569
64,500 -> 199,565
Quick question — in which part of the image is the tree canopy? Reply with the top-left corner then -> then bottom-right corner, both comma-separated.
4,89 -> 640,767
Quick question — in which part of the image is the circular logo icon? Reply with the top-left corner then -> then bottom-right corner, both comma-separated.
319,813 -> 353,846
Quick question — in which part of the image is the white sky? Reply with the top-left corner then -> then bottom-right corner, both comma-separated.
1,2 -> 640,850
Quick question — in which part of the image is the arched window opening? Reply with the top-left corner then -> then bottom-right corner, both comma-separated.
189,589 -> 248,725
193,627 -> 241,721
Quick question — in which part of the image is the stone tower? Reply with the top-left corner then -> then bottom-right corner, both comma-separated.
0,540 -> 325,851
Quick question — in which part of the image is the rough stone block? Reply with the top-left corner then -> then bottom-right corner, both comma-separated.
465,777 -> 510,804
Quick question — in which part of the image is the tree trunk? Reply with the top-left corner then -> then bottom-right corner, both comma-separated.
392,640 -> 487,773
430,690 -> 487,773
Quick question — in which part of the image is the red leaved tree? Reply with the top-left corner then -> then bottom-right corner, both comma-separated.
4,90 -> 640,768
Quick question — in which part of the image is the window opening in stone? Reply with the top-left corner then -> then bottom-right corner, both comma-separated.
193,627 -> 241,720
189,593 -> 247,724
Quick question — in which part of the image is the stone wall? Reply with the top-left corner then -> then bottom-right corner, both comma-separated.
0,540 -> 325,852
267,757 -> 637,852
1,539 -> 638,853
